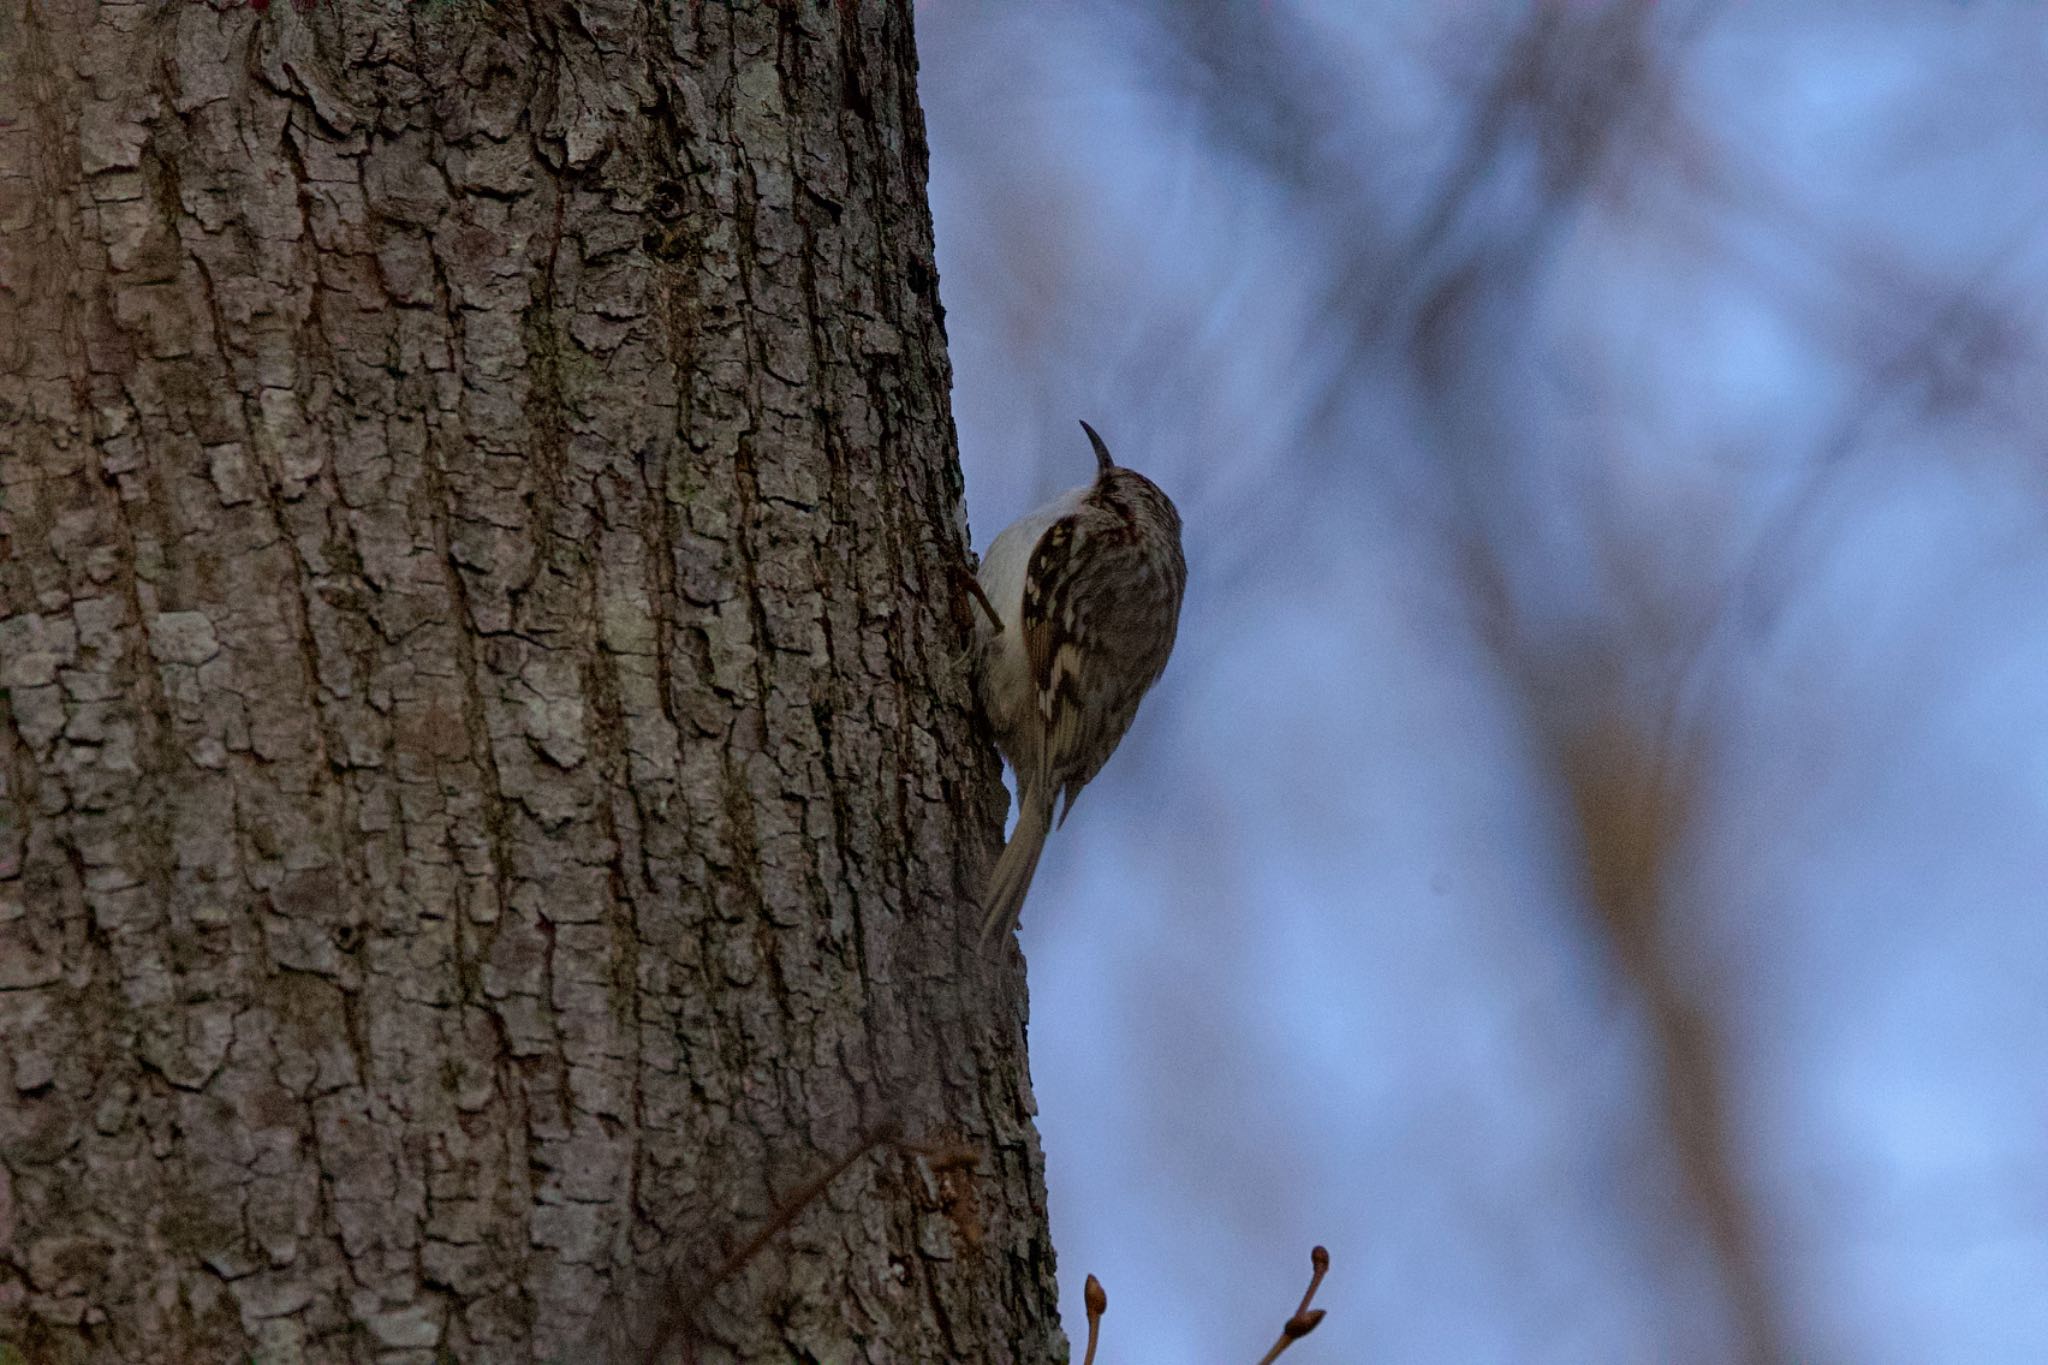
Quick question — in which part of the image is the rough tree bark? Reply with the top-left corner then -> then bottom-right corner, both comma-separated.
0,1 -> 1060,1361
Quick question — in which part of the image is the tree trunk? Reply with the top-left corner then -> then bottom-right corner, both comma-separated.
0,2 -> 1058,1361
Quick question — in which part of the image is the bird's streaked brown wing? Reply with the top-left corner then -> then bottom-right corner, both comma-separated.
1021,515 -> 1088,794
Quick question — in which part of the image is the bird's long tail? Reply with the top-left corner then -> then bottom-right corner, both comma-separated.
979,787 -> 1052,945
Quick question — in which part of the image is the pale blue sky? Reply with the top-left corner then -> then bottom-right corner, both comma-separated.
922,1 -> 2048,1361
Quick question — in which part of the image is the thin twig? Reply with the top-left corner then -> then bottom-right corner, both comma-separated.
642,1118 -> 905,1365
1253,1245 -> 1329,1365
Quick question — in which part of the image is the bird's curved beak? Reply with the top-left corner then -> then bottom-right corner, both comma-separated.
1079,419 -> 1115,473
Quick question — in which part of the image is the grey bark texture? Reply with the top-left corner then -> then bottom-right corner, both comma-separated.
0,1 -> 1060,1361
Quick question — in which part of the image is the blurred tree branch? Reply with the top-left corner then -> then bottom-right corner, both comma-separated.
1124,3 -> 1788,1360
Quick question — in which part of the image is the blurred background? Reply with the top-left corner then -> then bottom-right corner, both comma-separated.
917,1 -> 2048,1361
